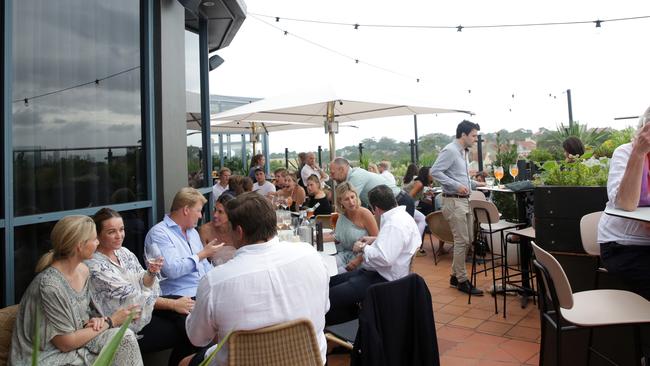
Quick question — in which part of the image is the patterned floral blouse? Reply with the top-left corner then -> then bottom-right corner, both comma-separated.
86,247 -> 160,333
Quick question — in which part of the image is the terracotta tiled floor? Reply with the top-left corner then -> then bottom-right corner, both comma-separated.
327,237 -> 541,366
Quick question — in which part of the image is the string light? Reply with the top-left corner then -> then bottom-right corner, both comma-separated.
13,66 -> 140,105
250,12 -> 649,31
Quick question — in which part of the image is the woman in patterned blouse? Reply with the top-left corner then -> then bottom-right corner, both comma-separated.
87,208 -> 197,366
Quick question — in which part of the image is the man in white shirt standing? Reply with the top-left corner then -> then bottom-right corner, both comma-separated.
252,168 -> 276,197
301,152 -> 329,188
378,160 -> 396,185
184,193 -> 330,366
326,184 -> 420,325
211,167 -> 231,202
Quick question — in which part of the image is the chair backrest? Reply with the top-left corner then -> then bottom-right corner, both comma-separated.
579,211 -> 603,256
425,212 -> 454,243
0,305 -> 19,365
314,214 -> 332,229
469,199 -> 500,224
531,242 -> 574,309
469,190 -> 487,201
228,318 -> 322,366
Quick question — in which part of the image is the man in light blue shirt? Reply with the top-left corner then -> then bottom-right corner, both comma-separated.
145,187 -> 222,298
430,120 -> 484,296
329,158 -> 415,216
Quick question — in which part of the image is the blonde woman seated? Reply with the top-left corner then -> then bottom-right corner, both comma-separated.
10,215 -> 142,366
199,194 -> 237,265
328,182 -> 379,273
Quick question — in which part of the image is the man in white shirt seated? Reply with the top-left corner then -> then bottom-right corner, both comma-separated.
378,160 -> 397,185
301,152 -> 329,188
252,168 -> 276,197
212,167 -> 231,202
183,192 -> 330,366
326,184 -> 420,325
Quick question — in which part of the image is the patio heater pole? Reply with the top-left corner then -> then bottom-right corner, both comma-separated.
327,101 -> 336,162
317,145 -> 322,167
358,143 -> 363,161
413,115 -> 419,164
285,148 -> 289,168
477,134 -> 484,172
409,139 -> 416,164
566,89 -> 574,129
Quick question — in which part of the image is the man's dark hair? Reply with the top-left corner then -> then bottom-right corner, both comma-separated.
562,136 -> 585,156
254,168 -> 264,174
367,185 -> 397,212
456,120 -> 480,139
226,192 -> 277,243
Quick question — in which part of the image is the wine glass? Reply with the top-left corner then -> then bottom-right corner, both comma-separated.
144,243 -> 166,281
125,293 -> 146,339
494,166 -> 504,186
509,164 -> 519,182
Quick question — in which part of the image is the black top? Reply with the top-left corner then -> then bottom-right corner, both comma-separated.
306,196 -> 332,216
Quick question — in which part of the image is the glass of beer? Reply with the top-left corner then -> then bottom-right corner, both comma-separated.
330,212 -> 339,230
494,166 -> 504,186
509,164 -> 519,181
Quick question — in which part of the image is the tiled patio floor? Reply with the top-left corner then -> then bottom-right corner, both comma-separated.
327,237 -> 541,366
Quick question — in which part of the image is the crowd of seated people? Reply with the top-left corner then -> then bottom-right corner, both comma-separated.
11,151 -> 435,365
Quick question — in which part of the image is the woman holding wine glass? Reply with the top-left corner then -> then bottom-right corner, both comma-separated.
199,194 -> 237,265
87,208 -> 197,366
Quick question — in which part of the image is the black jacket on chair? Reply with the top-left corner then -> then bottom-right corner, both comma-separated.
351,273 -> 440,366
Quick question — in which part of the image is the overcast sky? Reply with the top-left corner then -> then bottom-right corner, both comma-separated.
198,0 -> 650,153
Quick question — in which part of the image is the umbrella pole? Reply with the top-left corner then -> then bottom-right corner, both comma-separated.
327,101 -> 336,162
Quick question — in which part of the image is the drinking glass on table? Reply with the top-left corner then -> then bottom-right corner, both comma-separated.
330,212 -> 339,230
144,243 -> 165,281
509,164 -> 519,181
494,166 -> 504,186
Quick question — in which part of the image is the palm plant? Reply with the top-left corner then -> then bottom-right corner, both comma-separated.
544,121 -> 610,147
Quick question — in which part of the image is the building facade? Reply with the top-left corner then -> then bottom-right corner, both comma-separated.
1,0 -> 246,306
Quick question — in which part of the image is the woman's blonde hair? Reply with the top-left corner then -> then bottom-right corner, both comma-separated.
171,187 -> 208,211
638,106 -> 650,129
35,215 -> 96,273
335,182 -> 361,214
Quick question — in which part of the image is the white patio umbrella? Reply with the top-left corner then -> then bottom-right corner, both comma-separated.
212,85 -> 472,161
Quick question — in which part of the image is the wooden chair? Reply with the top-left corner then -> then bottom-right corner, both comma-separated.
315,214 -> 332,229
579,211 -> 605,288
228,318 -> 322,366
0,305 -> 19,366
531,242 -> 650,366
425,211 -> 454,265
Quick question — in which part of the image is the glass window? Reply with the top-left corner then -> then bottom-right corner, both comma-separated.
12,0 -> 144,215
13,208 -> 150,301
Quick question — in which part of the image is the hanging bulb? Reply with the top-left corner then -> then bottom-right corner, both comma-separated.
457,25 -> 463,32
594,20 -> 602,28
275,17 -> 280,22
354,24 -> 359,30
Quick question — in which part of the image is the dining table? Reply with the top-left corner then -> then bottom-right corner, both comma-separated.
604,206 -> 650,223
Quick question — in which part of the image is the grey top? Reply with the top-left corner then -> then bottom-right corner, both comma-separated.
430,140 -> 475,195
346,167 -> 400,206
334,213 -> 369,268
10,266 -> 143,366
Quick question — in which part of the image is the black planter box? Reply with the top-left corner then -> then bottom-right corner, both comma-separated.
534,186 -> 608,253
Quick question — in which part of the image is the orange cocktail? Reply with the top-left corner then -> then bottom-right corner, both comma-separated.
330,212 -> 339,230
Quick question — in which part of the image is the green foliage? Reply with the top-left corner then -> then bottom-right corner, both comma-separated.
198,330 -> 233,366
223,156 -> 245,175
538,121 -> 610,149
535,154 -> 609,187
418,150 -> 438,168
493,133 -> 518,169
269,159 -> 286,172
31,302 -> 41,366
91,311 -> 136,366
359,155 -> 370,170
527,148 -> 555,163
593,127 -> 635,158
